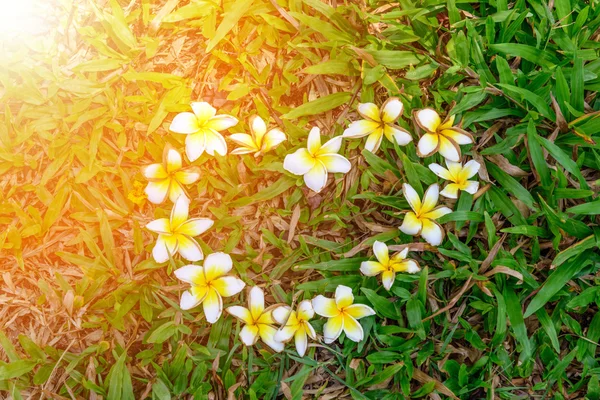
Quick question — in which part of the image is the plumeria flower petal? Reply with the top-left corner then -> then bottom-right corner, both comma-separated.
174,252 -> 245,324
283,127 -> 350,193
312,285 -> 375,344
343,98 -> 412,153
230,115 -> 287,156
414,109 -> 473,162
360,241 -> 420,290
273,300 -> 316,357
146,196 -> 213,263
399,183 -> 452,246
142,145 -> 201,204
170,102 -> 238,161
226,287 -> 284,352
429,159 -> 481,199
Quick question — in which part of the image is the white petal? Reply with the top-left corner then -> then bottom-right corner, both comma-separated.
357,103 -> 380,121
335,285 -> 354,308
402,183 -> 422,213
203,252 -> 233,281
142,164 -> 168,180
364,131 -> 384,153
342,120 -> 381,138
414,108 -> 441,133
145,180 -> 170,204
319,136 -> 343,155
174,265 -> 204,284
180,290 -> 203,310
416,133 -> 439,157
272,306 -> 291,325
344,304 -> 376,319
152,235 -> 177,263
383,124 -> 412,146
250,115 -> 267,141
176,218 -> 214,236
461,160 -> 481,180
167,182 -> 187,204
421,184 -> 440,214
360,261 -> 385,276
312,295 -> 339,318
206,115 -> 238,131
372,241 -> 389,265
170,195 -> 190,228
400,212 -> 422,236
428,163 -> 452,181
226,306 -> 253,324
303,161 -> 328,193
420,219 -> 444,246
204,130 -> 227,156
185,133 -> 206,162
283,148 -> 316,176
438,136 -> 460,162
294,330 -> 308,357
342,315 -> 364,342
239,324 -> 259,346
174,169 -> 200,185
262,129 -> 287,152
177,235 -> 204,262
381,97 -> 403,123
319,154 -> 351,174
229,133 -> 257,151
297,300 -> 314,320
307,127 -> 322,155
259,325 -> 285,352
170,112 -> 199,134
146,218 -> 171,234
440,184 -> 460,199
323,314 -> 344,344
191,102 -> 216,122
464,180 -> 479,194
212,276 -> 246,297
248,286 -> 265,320
203,288 -> 223,324
382,270 -> 395,291
164,146 -> 182,173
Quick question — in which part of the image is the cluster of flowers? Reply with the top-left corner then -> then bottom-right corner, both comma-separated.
142,98 -> 481,355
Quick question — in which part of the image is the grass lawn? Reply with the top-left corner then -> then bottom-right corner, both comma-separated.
1,0 -> 600,399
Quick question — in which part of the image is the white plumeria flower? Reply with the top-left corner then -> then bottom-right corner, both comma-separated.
312,285 -> 375,344
229,115 -> 286,156
283,127 -> 351,193
226,286 -> 284,352
174,252 -> 245,323
399,183 -> 452,246
429,159 -> 481,199
272,300 -> 316,357
414,109 -> 474,162
145,196 -> 213,263
360,241 -> 420,291
343,97 -> 412,152
141,145 -> 201,204
169,102 -> 238,161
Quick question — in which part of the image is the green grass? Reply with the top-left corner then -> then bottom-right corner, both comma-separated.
0,0 -> 599,399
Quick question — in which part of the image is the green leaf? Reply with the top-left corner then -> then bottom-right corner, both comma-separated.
206,0 -> 254,52
282,92 -> 352,119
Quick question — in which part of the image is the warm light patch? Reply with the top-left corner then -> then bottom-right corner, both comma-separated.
0,0 -> 53,38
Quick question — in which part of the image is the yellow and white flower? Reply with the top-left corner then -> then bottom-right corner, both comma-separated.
360,241 -> 420,291
174,252 -> 245,323
343,98 -> 412,152
226,286 -> 284,352
229,115 -> 286,156
312,285 -> 375,344
283,127 -> 351,193
145,196 -> 213,263
141,145 -> 201,204
272,300 -> 316,357
429,159 -> 480,199
169,102 -> 238,161
414,109 -> 473,162
399,183 -> 452,246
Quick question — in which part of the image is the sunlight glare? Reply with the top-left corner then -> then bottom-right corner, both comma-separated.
0,0 -> 52,39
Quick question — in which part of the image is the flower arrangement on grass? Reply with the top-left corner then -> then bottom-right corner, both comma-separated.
141,99 -> 480,358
